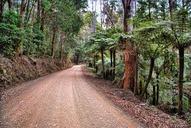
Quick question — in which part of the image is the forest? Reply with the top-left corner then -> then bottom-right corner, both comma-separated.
82,0 -> 191,122
1,0 -> 191,128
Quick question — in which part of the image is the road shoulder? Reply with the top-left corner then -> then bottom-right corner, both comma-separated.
82,67 -> 190,128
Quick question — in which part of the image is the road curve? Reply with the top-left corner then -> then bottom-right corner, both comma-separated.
1,65 -> 143,128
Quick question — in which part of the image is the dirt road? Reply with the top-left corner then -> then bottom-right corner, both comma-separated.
1,65 -> 143,128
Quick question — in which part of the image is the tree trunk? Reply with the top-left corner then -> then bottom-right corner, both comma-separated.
178,47 -> 184,115
76,55 -> 79,65
26,0 -> 35,24
148,0 -> 151,20
7,0 -> 12,10
100,0 -> 103,28
122,0 -> 136,90
141,57 -> 155,97
95,55 -> 98,73
161,1 -> 166,20
146,90 -> 148,99
153,85 -> 156,105
181,0 -> 186,32
169,0 -> 176,20
101,48 -> 105,78
60,33 -> 65,62
51,29 -> 56,58
156,72 -> 160,105
189,98 -> 191,112
139,80 -> 143,95
19,0 -> 27,27
15,0 -> 27,56
134,51 -> 138,95
122,0 -> 131,32
110,49 -> 113,77
25,0 -> 30,23
0,1 -> 5,22
37,0 -> 41,24
123,44 -> 136,90
40,6 -> 45,31
60,41 -> 63,61
113,49 -> 116,79
93,55 -> 96,68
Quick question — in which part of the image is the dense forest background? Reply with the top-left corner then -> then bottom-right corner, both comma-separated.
80,0 -> 191,123
0,0 -> 86,58
0,0 -> 88,90
1,0 -> 191,125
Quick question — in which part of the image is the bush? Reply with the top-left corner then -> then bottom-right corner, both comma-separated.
0,10 -> 45,57
0,11 -> 21,56
0,23 -> 21,56
2,11 -> 19,25
23,25 -> 45,56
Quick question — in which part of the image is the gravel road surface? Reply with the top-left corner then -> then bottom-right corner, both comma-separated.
1,65 -> 143,128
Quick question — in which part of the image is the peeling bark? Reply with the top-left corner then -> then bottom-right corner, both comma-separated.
122,0 -> 137,90
123,43 -> 136,90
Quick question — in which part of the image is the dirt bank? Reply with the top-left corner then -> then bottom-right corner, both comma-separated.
0,55 -> 71,90
82,67 -> 190,128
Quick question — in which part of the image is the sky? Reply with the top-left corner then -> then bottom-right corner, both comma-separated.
87,0 -> 101,22
88,0 -> 101,12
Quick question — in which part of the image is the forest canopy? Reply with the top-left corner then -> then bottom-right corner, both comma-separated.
0,0 -> 87,57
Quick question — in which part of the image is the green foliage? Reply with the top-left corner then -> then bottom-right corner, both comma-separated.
23,26 -> 45,56
2,11 -> 19,25
0,23 -> 21,56
0,11 -> 21,56
134,22 -> 172,59
0,0 -> 86,59
83,12 -> 94,27
115,59 -> 124,77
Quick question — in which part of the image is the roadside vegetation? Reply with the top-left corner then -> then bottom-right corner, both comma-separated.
1,0 -> 191,126
0,0 -> 86,88
78,0 -> 191,125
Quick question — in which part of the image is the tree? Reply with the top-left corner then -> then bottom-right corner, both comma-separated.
0,0 -> 5,22
11,0 -> 26,55
168,0 -> 191,114
121,0 -> 137,90
121,0 -> 132,32
0,0 -> 86,59
134,23 -> 172,99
